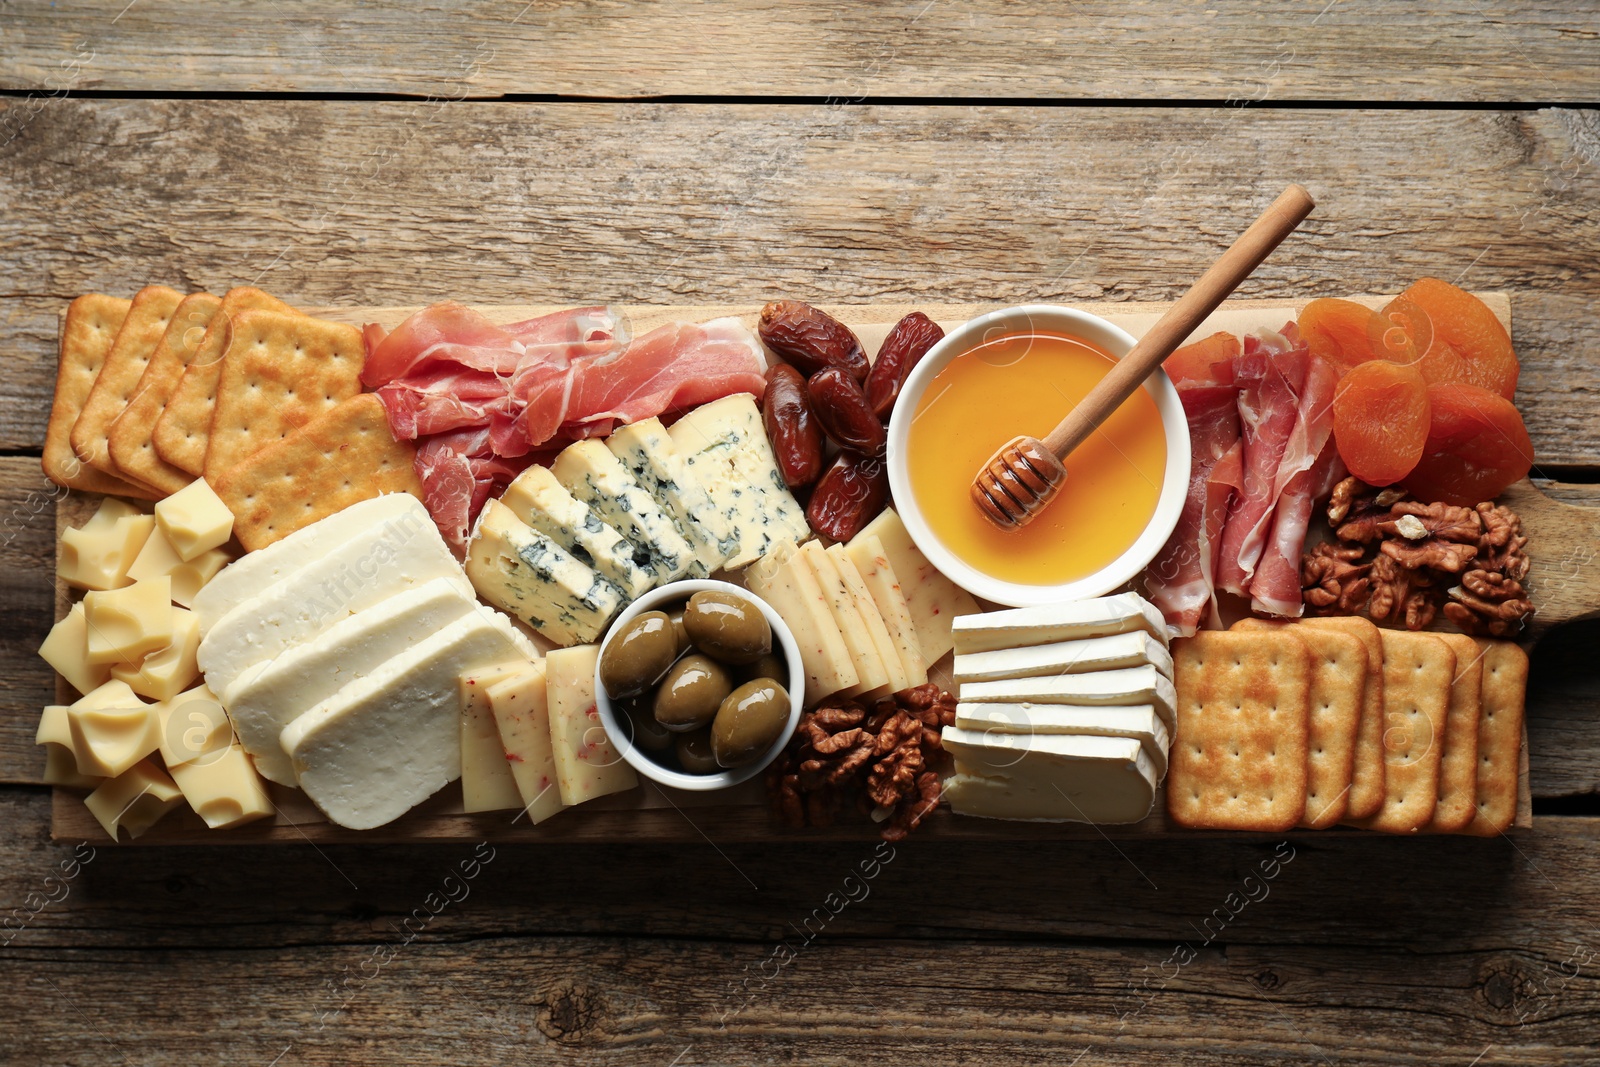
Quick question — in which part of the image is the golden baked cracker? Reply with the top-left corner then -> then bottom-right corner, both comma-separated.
202,309 -> 364,483
70,285 -> 186,488
153,287 -> 297,476
1464,639 -> 1528,837
1351,630 -> 1453,834
108,292 -> 224,496
213,393 -> 421,551
1297,616 -> 1387,818
1426,632 -> 1484,833
42,292 -> 156,499
1167,629 -> 1311,832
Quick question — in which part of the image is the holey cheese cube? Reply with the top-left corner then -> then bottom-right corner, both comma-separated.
545,645 -> 636,806
154,478 -> 235,561
58,500 -> 154,591
607,417 -> 737,575
499,464 -> 652,601
84,577 -> 173,666
552,441 -> 698,582
40,602 -> 112,697
466,500 -> 622,647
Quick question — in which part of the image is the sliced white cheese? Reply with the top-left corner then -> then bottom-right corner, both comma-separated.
544,644 -> 637,806
280,610 -> 535,830
667,393 -> 810,569
954,702 -> 1170,775
951,591 -> 1168,656
458,663 -> 527,814
499,464 -> 652,602
954,630 -> 1174,686
552,440 -> 698,582
943,729 -> 1158,824
959,665 -> 1176,727
745,542 -> 854,701
799,540 -> 889,697
465,499 -> 623,648
843,533 -> 928,691
484,661 -> 568,824
197,513 -> 474,698
848,508 -> 977,666
192,494 -> 435,633
607,416 -> 737,575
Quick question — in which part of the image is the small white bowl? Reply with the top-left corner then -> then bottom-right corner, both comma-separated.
885,304 -> 1191,608
594,579 -> 805,792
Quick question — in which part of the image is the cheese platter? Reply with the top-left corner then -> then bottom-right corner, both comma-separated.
40,274 -> 1583,844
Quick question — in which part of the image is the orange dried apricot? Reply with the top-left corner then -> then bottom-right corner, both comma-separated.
1402,383 -> 1534,505
1381,277 -> 1518,398
1299,297 -> 1382,375
1331,360 -> 1430,486
1164,331 -> 1240,386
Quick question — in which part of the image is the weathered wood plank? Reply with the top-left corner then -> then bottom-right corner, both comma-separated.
4,788 -> 1599,1064
1,102 -> 1597,461
2,1 -> 1598,102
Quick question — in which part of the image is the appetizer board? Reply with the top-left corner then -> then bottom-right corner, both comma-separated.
49,293 -> 1565,844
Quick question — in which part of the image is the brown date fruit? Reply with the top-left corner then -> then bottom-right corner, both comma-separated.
759,300 -> 869,381
762,363 -> 825,487
806,451 -> 889,542
808,367 -> 887,457
866,311 -> 944,419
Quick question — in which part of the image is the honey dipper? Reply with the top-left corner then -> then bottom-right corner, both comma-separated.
971,183 -> 1316,529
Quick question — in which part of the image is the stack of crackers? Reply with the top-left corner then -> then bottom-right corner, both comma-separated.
43,285 -> 423,550
1166,617 -> 1527,835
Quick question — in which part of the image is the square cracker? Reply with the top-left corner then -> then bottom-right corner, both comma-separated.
1426,632 -> 1484,833
202,309 -> 366,482
1351,630 -> 1454,834
1464,640 -> 1528,837
153,287 -> 297,477
1298,616 -> 1387,818
213,393 -> 422,551
69,285 -> 186,489
108,291 -> 224,495
1168,629 -> 1311,832
42,292 -> 153,498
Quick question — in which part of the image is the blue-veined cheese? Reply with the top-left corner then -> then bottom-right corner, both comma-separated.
550,440 -> 696,583
465,500 -> 622,647
499,464 -> 652,601
606,417 -> 736,575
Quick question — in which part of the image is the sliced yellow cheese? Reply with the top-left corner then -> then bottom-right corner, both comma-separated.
84,759 -> 184,840
169,744 -> 274,829
112,605 -> 201,701
843,533 -> 928,690
799,540 -> 888,698
155,478 -> 235,561
826,543 -> 912,696
126,525 -> 231,608
58,502 -> 154,591
484,661 -> 569,824
39,602 -> 112,697
458,663 -> 526,815
849,508 -> 978,666
745,542 -> 856,700
544,645 -> 636,807
83,576 -> 173,665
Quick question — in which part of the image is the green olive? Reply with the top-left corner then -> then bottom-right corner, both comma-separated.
598,611 -> 678,699
676,729 -> 721,775
622,701 -> 675,753
653,653 -> 733,732
711,679 -> 792,769
738,652 -> 788,689
683,590 -> 772,666
666,607 -> 692,655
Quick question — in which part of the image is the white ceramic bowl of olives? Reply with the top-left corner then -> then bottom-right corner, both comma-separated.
594,579 -> 805,792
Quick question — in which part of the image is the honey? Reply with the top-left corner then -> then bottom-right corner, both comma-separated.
905,333 -> 1167,586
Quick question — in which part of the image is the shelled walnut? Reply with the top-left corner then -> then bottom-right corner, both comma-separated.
1301,477 -> 1532,635
768,683 -> 955,841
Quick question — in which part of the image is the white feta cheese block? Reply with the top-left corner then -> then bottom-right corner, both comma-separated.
499,464 -> 652,602
953,703 -> 1171,775
544,644 -> 637,806
951,592 -> 1168,656
607,416 -> 737,575
943,730 -> 1159,824
280,610 -> 535,830
954,630 -> 1174,686
959,665 -> 1177,727
667,393 -> 810,569
192,494 -> 434,633
197,510 -> 475,698
551,440 -> 697,583
222,577 -> 479,785
465,500 -> 623,647
848,509 -> 977,665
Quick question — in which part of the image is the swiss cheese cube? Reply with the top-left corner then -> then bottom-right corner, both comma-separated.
112,605 -> 201,701
457,663 -> 527,814
67,689 -> 160,778
800,540 -> 889,697
155,478 -> 235,561
848,509 -> 978,666
127,525 -> 231,608
84,759 -> 184,841
484,661 -> 570,823
744,542 -> 855,700
169,744 -> 274,829
544,645 -> 636,807
39,601 -> 112,696
59,509 -> 155,591
36,704 -> 103,789
157,683 -> 236,768
83,576 -> 173,665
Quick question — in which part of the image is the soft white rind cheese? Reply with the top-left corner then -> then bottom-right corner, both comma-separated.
958,665 -> 1177,727
943,730 -> 1158,824
953,702 -> 1171,775
950,592 -> 1168,656
953,631 -> 1174,686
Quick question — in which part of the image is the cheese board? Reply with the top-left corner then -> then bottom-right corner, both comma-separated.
45,292 -> 1572,844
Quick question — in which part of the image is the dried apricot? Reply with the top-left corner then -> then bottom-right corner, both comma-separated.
1402,383 -> 1534,505
1164,331 -> 1240,386
1299,298 -> 1382,375
1331,360 -> 1431,486
1381,277 -> 1518,398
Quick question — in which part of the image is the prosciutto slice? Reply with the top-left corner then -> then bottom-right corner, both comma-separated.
361,303 -> 627,386
413,428 -> 533,556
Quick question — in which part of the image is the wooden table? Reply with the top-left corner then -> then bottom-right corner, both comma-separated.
3,5 -> 1598,1063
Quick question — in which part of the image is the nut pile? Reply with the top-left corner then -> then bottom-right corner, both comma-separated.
1301,477 -> 1532,636
767,683 -> 955,841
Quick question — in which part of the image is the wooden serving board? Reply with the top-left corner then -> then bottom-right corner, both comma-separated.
51,294 -> 1562,844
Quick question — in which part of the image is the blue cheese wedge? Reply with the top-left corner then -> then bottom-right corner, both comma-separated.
551,440 -> 697,583
666,394 -> 810,569
606,417 -> 737,575
465,500 -> 622,647
499,464 -> 652,602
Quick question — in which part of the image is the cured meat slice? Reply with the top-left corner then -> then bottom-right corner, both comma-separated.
375,366 -> 515,440
361,303 -> 627,387
414,428 -> 531,557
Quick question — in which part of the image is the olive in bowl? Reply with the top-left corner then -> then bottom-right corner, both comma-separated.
595,580 -> 804,792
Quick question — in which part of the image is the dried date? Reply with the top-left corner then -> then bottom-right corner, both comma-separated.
808,367 -> 887,457
762,362 -> 825,488
865,311 -> 944,419
806,451 -> 889,542
759,300 -> 869,381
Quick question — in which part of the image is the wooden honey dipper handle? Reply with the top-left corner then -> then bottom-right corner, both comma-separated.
1042,184 -> 1317,460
